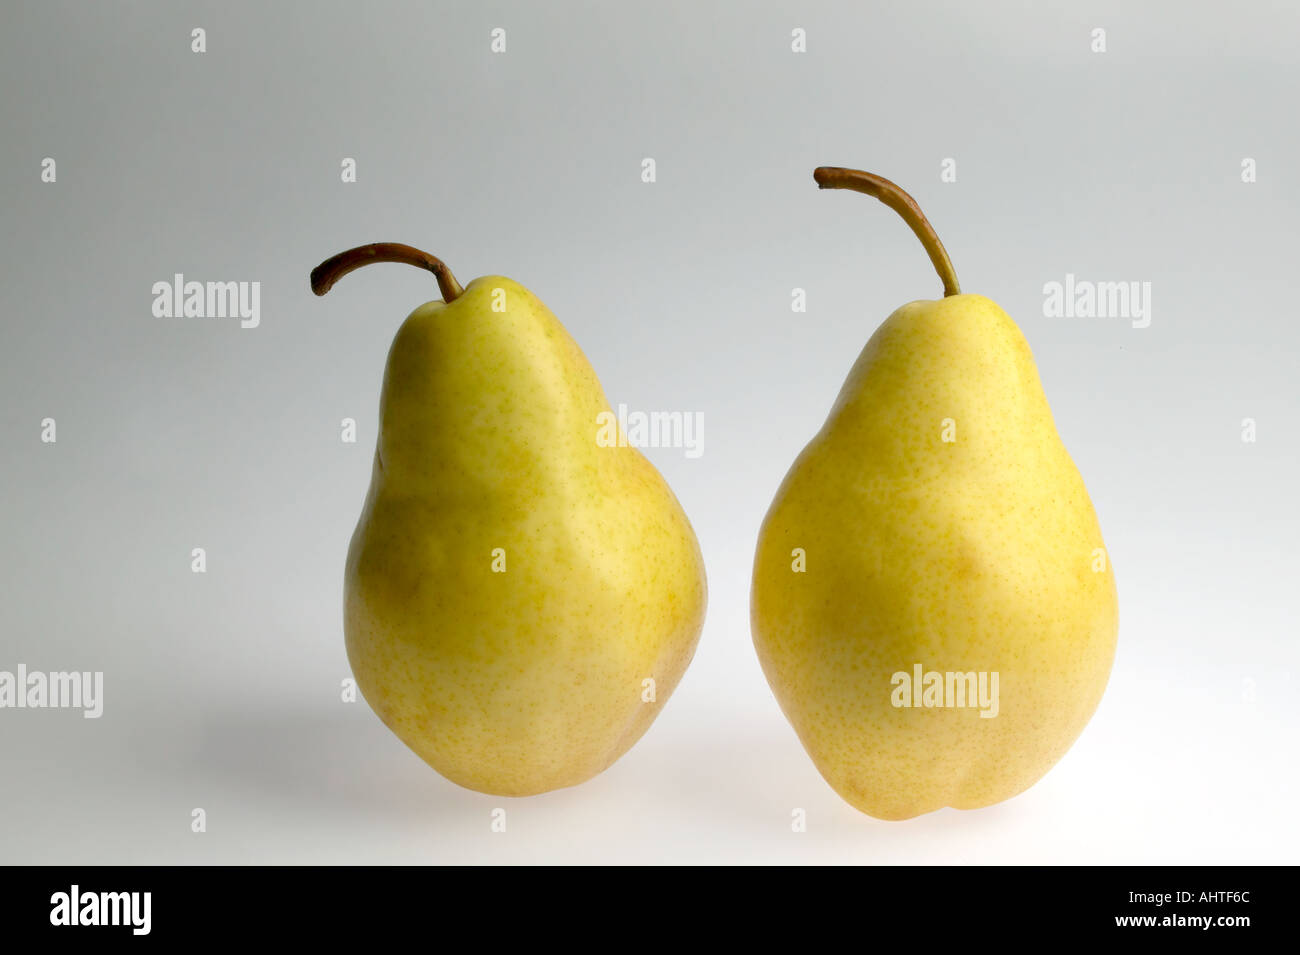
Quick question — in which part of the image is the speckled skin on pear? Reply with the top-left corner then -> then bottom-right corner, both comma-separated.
752,293 -> 1118,821
346,277 -> 707,797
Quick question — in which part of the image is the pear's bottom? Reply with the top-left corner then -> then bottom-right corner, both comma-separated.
363,689 -> 655,798
344,587 -> 706,798
777,689 -> 1111,822
820,767 -> 1045,822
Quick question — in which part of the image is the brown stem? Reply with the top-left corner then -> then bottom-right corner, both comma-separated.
310,242 -> 464,302
813,167 -> 960,297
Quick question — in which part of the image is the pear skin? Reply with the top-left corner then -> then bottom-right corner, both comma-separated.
751,173 -> 1117,820
315,248 -> 706,797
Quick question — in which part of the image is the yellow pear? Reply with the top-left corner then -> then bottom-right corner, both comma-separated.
751,170 -> 1118,820
312,243 -> 706,797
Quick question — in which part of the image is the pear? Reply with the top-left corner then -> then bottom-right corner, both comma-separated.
751,171 -> 1118,820
312,243 -> 706,797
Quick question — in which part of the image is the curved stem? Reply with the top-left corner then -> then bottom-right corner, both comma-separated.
813,167 -> 960,297
310,242 -> 464,302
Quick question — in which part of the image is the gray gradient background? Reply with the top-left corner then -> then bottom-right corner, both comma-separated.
2,1 -> 1297,864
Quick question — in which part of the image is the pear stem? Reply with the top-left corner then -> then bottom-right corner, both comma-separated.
310,242 -> 464,302
813,167 -> 960,297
